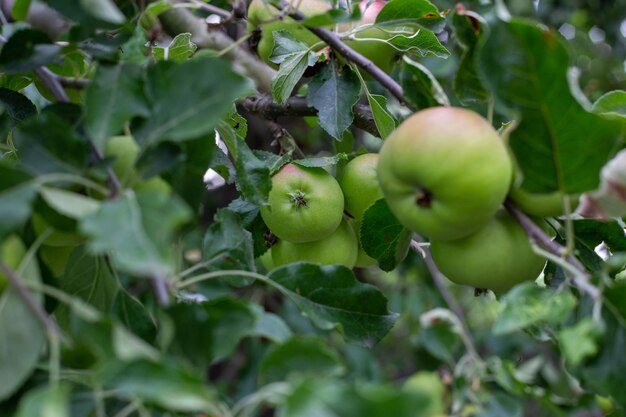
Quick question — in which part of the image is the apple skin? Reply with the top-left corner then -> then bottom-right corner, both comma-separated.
0,235 -> 27,293
430,210 -> 546,294
377,106 -> 513,240
271,219 -> 358,268
509,186 -> 578,217
260,163 -> 344,243
338,153 -> 382,219
259,249 -> 275,271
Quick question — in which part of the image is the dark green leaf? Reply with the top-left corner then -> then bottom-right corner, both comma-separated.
203,208 -> 256,272
0,246 -> 45,400
450,7 -> 489,102
270,30 -> 318,104
493,283 -> 577,335
375,0 -> 445,32
99,359 -> 217,412
572,219 -> 626,253
84,63 -> 149,151
261,336 -> 345,382
306,63 -> 361,140
479,19 -> 623,194
11,0 -> 33,21
293,153 -> 348,168
43,0 -> 125,28
268,263 -> 398,346
361,199 -> 411,272
0,29 -> 61,73
384,28 -> 449,58
80,190 -> 192,277
233,136 -> 272,205
365,93 -> 395,139
0,88 -> 36,121
0,164 -> 36,240
13,111 -> 90,175
168,297 -> 256,366
476,393 -> 523,417
134,57 -> 253,146
400,56 -> 449,110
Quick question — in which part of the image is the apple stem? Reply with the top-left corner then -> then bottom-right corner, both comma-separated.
289,190 -> 309,208
415,188 -> 433,208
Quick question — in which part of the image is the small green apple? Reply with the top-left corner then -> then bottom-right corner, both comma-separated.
272,219 -> 358,267
430,210 -> 546,293
377,106 -> 513,240
259,249 -> 275,271
338,153 -> 382,219
134,176 -> 171,194
104,135 -> 140,185
260,163 -> 345,243
0,235 -> 27,293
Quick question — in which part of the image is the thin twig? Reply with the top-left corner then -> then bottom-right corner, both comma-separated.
410,241 -> 484,366
238,94 -> 379,137
504,199 -> 600,300
0,261 -> 59,335
286,7 -> 414,110
57,76 -> 90,89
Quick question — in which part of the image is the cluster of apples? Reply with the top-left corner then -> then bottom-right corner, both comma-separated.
247,0 -> 400,74
260,155 -> 408,270
377,106 -> 548,293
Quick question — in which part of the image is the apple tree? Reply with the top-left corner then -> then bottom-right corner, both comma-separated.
1,0 -> 626,416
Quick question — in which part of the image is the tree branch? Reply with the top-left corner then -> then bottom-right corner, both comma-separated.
287,8 -> 414,109
238,94 -> 379,137
159,8 -> 276,93
504,199 -> 600,300
0,261 -> 59,336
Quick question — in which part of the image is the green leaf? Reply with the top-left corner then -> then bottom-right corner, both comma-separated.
0,29 -> 61,73
270,30 -> 318,104
43,0 -> 124,28
203,208 -> 256,272
233,136 -> 272,205
260,336 -> 345,382
39,187 -> 101,220
479,19 -> 623,194
361,199 -> 411,272
0,164 -> 36,241
476,393 -> 523,417
268,263 -> 397,346
307,64 -> 360,140
0,88 -> 37,121
135,57 -> 254,146
400,56 -> 449,110
15,383 -> 70,417
84,63 -> 149,151
98,359 -> 217,412
11,0 -> 33,21
55,247 -> 119,327
592,90 -> 626,120
80,190 -> 192,278
12,110 -> 90,175
493,283 -> 577,335
450,7 -> 489,102
251,306 -> 293,343
365,93 -> 396,139
153,33 -> 198,61
0,244 -> 45,400
293,153 -> 348,168
382,27 -> 449,58
168,297 -> 257,366
78,0 -> 125,25
558,318 -> 601,366
375,0 -> 445,32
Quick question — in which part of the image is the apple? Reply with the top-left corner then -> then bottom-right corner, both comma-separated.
429,210 -> 546,293
509,186 -> 578,217
271,219 -> 358,267
134,176 -> 172,194
259,249 -> 275,271
104,135 -> 140,185
377,106 -> 513,240
0,235 -> 27,293
260,163 -> 344,243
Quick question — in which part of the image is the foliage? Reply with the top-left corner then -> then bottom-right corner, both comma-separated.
0,0 -> 625,416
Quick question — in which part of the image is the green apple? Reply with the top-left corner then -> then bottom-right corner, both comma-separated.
0,235 -> 27,293
509,186 -> 578,217
338,153 -> 382,219
259,249 -> 275,271
430,210 -> 546,293
272,219 -> 358,267
134,176 -> 172,194
377,106 -> 513,240
260,163 -> 345,243
104,135 -> 140,185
